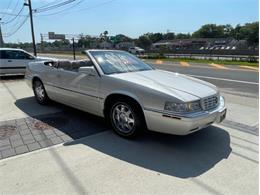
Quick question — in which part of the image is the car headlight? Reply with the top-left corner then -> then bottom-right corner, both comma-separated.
164,101 -> 202,113
219,96 -> 225,107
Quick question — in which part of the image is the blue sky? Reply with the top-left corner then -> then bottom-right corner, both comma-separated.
0,0 -> 259,43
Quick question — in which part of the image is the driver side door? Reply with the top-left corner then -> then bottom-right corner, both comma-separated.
57,60 -> 102,115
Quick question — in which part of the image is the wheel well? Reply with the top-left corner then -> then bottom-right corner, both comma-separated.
104,94 -> 146,126
32,76 -> 41,86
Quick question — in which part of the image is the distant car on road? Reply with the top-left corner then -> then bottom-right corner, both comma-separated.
26,50 -> 226,138
0,48 -> 50,76
128,47 -> 145,55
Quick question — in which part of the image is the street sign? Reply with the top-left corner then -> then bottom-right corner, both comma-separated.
48,32 -> 65,40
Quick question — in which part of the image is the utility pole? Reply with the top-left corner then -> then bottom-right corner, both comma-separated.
0,18 -> 4,47
24,0 -> 37,56
72,37 -> 76,60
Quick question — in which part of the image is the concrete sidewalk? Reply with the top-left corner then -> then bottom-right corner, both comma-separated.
0,126 -> 258,195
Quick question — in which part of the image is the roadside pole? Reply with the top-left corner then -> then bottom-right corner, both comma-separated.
24,0 -> 37,56
40,33 -> 44,53
0,18 -> 4,47
72,37 -> 76,60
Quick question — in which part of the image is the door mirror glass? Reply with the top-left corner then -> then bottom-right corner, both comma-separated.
78,66 -> 97,76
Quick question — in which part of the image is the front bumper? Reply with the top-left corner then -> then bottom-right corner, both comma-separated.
143,101 -> 226,135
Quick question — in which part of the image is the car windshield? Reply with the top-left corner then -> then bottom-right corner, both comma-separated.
89,50 -> 153,74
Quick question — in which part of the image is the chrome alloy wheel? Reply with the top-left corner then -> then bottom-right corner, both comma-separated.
112,103 -> 135,133
35,82 -> 45,101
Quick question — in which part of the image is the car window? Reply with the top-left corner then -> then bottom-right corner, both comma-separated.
0,51 -> 3,59
90,50 -> 153,74
21,51 -> 34,59
0,50 -> 32,60
1,50 -> 17,59
16,51 -> 33,59
6,50 -> 20,59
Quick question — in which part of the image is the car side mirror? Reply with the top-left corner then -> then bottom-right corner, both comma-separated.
78,66 -> 97,77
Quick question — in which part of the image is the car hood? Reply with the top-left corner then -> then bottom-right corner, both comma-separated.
109,69 -> 218,101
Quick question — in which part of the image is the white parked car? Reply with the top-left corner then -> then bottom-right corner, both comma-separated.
128,47 -> 145,55
0,48 -> 50,76
25,50 -> 226,138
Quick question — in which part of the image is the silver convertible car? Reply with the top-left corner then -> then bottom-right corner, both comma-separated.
25,50 -> 226,138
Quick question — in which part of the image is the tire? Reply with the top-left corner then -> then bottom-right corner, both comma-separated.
109,100 -> 144,138
33,79 -> 49,105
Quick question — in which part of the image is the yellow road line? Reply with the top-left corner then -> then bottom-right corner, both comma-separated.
180,61 -> 190,67
209,63 -> 229,69
155,60 -> 163,64
239,65 -> 259,71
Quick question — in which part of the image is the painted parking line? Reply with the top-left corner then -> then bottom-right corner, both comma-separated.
180,61 -> 190,67
187,74 -> 258,85
209,63 -> 229,70
239,66 -> 259,71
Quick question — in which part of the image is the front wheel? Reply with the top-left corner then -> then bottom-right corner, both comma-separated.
109,101 -> 144,138
33,79 -> 49,105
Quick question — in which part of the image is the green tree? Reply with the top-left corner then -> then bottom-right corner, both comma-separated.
176,33 -> 191,39
192,24 -> 225,38
100,31 -> 109,42
136,34 -> 152,49
110,34 -> 132,44
223,24 -> 234,38
78,35 -> 92,48
234,22 -> 259,45
163,32 -> 175,40
147,33 -> 164,43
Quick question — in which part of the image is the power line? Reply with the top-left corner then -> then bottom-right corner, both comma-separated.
3,11 -> 27,33
2,6 -> 24,25
1,0 -> 20,22
35,0 -> 116,17
34,0 -> 76,13
3,14 -> 29,37
36,0 -> 70,10
1,0 -> 14,19
35,0 -> 85,16
0,11 -> 27,17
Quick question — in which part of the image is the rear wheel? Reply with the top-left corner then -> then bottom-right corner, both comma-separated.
109,100 -> 144,138
33,79 -> 49,105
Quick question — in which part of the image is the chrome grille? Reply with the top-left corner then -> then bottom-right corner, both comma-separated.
201,95 -> 219,111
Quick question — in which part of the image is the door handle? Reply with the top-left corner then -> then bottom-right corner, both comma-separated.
8,60 -> 12,62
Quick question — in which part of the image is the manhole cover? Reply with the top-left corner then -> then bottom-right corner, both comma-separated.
29,116 -> 69,131
0,125 -> 17,139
